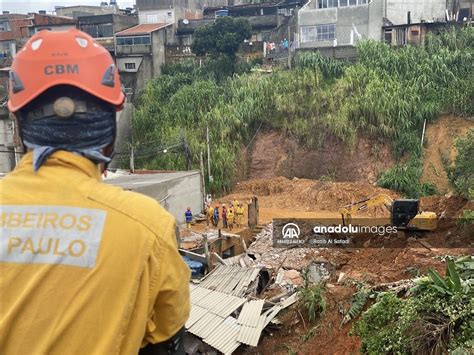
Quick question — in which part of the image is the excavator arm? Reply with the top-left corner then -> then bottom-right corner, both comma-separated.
340,194 -> 394,225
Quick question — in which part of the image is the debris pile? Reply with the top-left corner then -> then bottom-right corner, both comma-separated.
186,283 -> 298,353
247,224 -> 323,270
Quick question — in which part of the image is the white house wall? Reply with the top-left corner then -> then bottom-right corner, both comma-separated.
385,0 -> 446,25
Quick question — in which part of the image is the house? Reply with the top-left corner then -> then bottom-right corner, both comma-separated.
298,0 -> 383,49
0,13 -> 30,60
297,0 -> 450,50
55,3 -> 122,19
78,13 -> 138,53
27,13 -> 77,35
115,23 -> 172,94
0,73 -> 15,173
137,0 -> 206,25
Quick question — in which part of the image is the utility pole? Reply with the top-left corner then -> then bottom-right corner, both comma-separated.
200,151 -> 206,210
129,145 -> 135,173
287,25 -> 292,69
206,125 -> 212,183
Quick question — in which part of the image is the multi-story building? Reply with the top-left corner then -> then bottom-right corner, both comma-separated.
297,0 -> 450,50
0,13 -> 30,59
27,13 -> 77,35
115,23 -> 172,94
55,3 -> 122,19
78,13 -> 138,54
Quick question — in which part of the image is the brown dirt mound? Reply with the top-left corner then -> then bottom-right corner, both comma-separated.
422,115 -> 474,193
249,130 -> 394,185
234,177 -> 398,212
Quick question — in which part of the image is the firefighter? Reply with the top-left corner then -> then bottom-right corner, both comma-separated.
227,207 -> 235,231
207,204 -> 214,227
0,29 -> 190,355
236,203 -> 245,228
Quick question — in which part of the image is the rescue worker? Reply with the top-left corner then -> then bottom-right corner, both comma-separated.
213,205 -> 220,227
227,207 -> 235,231
207,204 -> 214,227
232,198 -> 239,213
185,207 -> 193,229
222,203 -> 228,229
0,29 -> 190,355
236,203 -> 245,228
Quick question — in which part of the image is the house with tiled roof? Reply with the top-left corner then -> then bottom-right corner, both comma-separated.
115,23 -> 173,96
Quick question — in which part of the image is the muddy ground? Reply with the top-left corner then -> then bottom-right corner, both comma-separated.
218,177 -> 472,355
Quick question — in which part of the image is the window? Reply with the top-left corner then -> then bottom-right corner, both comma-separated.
339,0 -> 348,6
384,29 -> 393,45
317,24 -> 336,41
146,13 -> 159,23
411,30 -> 419,36
116,35 -> 151,46
0,21 -> 11,32
301,26 -> 317,43
301,24 -> 336,42
317,0 -> 337,9
82,23 -> 113,38
125,63 -> 136,70
349,0 -> 357,5
167,12 -> 172,18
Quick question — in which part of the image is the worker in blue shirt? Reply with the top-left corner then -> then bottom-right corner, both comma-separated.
185,207 -> 193,229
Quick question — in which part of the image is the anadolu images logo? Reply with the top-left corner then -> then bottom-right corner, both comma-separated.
282,223 -> 300,239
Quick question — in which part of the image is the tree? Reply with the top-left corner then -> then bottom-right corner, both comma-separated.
191,17 -> 251,59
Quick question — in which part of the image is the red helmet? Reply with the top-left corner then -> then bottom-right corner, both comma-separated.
8,29 -> 125,113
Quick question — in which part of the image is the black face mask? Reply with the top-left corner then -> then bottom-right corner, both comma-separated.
21,110 -> 116,171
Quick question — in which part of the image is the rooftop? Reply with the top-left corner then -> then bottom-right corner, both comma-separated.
115,23 -> 171,36
104,170 -> 200,190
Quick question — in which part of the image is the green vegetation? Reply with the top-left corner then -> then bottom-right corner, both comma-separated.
191,17 -> 251,78
132,27 -> 473,196
448,129 -> 474,199
299,269 -> 326,322
354,257 -> 474,354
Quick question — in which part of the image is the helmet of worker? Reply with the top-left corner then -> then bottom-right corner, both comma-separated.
8,29 -> 125,171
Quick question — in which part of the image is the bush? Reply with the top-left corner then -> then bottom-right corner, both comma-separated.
449,130 -> 474,199
299,269 -> 326,322
354,257 -> 474,354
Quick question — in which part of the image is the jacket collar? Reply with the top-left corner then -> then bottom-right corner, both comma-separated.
17,151 -> 102,181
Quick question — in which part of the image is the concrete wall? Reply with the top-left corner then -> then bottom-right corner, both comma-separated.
298,0 -> 383,48
56,5 -> 119,19
33,25 -> 76,33
139,9 -> 176,24
110,102 -> 133,169
152,28 -> 167,76
385,0 -> 446,25
0,109 -> 15,173
109,172 -> 204,223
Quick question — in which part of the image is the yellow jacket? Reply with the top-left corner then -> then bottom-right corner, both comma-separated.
0,151 -> 190,355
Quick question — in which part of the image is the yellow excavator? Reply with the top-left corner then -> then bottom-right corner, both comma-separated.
340,194 -> 438,231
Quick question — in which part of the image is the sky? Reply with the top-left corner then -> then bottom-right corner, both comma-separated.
1,0 -> 134,14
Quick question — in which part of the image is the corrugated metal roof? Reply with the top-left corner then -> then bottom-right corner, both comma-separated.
188,312 -> 224,339
185,305 -> 207,328
115,23 -> 171,36
186,287 -> 298,352
187,286 -> 247,350
237,299 -> 264,326
204,316 -> 241,354
198,265 -> 261,297
237,300 -> 265,346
